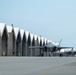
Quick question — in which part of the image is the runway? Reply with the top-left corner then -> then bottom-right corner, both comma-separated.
0,57 -> 76,75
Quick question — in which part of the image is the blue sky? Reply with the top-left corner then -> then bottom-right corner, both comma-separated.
0,0 -> 76,47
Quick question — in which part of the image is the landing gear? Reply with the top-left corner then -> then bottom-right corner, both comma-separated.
49,53 -> 51,57
49,51 -> 52,57
59,53 -> 63,57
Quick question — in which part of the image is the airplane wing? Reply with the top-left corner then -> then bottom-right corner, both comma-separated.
58,47 -> 73,50
29,46 -> 44,49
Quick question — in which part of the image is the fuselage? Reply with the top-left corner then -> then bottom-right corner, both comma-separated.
43,44 -> 58,52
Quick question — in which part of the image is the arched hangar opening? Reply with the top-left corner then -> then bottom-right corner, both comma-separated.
27,33 -> 31,56
16,31 -> 21,56
31,36 -> 35,56
2,26 -> 8,56
22,32 -> 26,56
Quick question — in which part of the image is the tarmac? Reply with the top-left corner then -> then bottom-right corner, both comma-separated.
0,57 -> 76,75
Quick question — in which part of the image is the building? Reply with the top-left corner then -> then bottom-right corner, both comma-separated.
0,23 -> 54,56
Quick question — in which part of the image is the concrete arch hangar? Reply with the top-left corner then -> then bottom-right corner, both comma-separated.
0,23 -> 8,56
20,29 -> 26,56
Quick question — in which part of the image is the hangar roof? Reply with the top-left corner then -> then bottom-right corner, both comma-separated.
52,41 -> 59,46
20,29 -> 25,40
6,25 -> 13,37
47,40 -> 56,46
0,23 -> 8,37
30,34 -> 34,43
41,37 -> 44,45
7,25 -> 12,33
38,36 -> 41,44
44,38 -> 47,44
0,23 -> 6,36
14,27 -> 19,39
0,23 -> 57,45
34,35 -> 38,40
47,40 -> 52,43
25,31 -> 30,40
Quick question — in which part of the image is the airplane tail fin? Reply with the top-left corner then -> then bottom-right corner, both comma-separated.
58,39 -> 62,52
58,39 -> 62,47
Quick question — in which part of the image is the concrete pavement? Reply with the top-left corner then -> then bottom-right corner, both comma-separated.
0,57 -> 76,75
